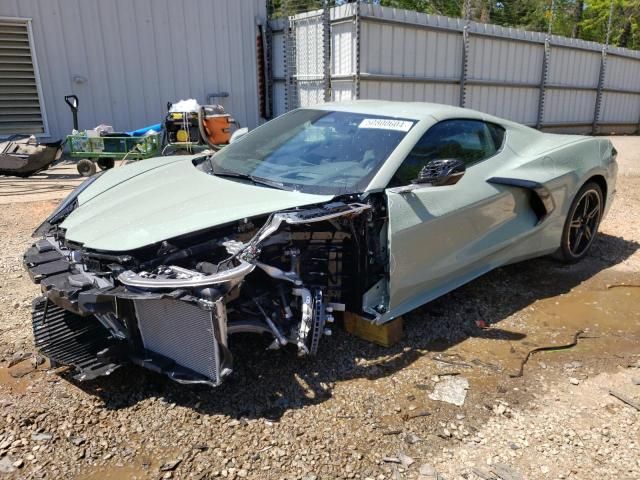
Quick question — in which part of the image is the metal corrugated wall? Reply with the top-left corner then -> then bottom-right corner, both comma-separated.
271,3 -> 640,133
0,0 -> 266,140
270,18 -> 286,117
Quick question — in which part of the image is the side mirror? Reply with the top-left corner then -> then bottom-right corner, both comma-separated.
414,158 -> 466,186
229,127 -> 249,144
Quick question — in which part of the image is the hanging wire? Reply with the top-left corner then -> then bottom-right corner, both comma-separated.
463,0 -> 471,22
547,0 -> 556,36
604,0 -> 615,46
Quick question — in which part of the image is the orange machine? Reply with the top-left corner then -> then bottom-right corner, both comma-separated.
164,103 -> 239,154
200,105 -> 238,147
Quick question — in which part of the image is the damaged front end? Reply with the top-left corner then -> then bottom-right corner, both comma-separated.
25,199 -> 386,387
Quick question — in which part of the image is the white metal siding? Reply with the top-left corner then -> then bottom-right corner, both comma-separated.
605,55 -> 640,91
544,90 -> 596,124
331,21 -> 355,77
360,21 -> 461,79
272,3 -> 640,132
467,86 -> 539,125
467,37 -> 543,84
600,92 -> 640,124
360,81 -> 459,105
547,46 -> 601,87
293,11 -> 325,107
0,0 -> 266,140
271,25 -> 286,117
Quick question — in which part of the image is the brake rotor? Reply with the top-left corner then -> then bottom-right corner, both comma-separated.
308,289 -> 326,355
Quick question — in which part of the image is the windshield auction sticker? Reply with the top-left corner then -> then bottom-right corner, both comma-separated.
358,118 -> 414,132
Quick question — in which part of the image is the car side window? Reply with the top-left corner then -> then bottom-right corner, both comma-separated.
391,119 -> 505,186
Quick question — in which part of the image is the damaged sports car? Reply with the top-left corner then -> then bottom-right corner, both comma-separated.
24,102 -> 617,387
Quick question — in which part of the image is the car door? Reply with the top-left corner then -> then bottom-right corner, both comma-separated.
384,119 -> 539,319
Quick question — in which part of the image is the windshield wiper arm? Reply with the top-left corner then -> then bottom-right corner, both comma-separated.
211,166 -> 286,190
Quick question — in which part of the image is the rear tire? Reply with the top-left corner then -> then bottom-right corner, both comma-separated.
97,157 -> 115,170
558,182 -> 603,264
77,159 -> 97,177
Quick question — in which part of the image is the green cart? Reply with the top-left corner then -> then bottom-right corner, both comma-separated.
67,132 -> 161,176
64,94 -> 161,176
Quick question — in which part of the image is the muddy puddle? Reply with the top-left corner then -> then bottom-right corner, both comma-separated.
442,271 -> 640,382
76,464 -> 149,480
357,270 -> 640,436
0,358 -> 50,394
0,366 -> 30,394
74,449 -> 177,480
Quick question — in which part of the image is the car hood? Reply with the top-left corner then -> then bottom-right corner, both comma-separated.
61,156 -> 333,251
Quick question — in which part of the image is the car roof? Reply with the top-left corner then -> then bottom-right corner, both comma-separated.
311,100 -> 486,122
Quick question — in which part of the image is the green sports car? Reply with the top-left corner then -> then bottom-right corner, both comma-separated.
24,101 -> 618,386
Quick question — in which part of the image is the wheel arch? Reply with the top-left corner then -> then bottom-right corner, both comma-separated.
583,174 -> 608,208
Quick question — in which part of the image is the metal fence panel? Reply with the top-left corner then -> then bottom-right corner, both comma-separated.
269,2 -> 640,132
467,36 -> 543,84
272,81 -> 287,118
332,20 -> 356,77
360,20 -> 462,79
600,92 -> 640,124
544,90 -> 597,125
467,86 -> 539,125
272,29 -> 285,79
360,81 -> 459,105
361,3 -> 465,31
331,80 -> 355,102
547,47 -> 601,88
604,56 -> 640,91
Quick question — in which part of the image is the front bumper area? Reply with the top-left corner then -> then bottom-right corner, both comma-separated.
24,238 -> 232,387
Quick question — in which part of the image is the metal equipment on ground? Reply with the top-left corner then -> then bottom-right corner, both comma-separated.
0,135 -> 63,177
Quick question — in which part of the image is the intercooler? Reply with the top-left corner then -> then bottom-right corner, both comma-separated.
133,299 -> 224,385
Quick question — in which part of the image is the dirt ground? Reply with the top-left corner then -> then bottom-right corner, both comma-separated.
0,139 -> 639,480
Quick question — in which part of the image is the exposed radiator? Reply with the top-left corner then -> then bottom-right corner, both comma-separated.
31,297 -> 120,380
133,299 -> 222,385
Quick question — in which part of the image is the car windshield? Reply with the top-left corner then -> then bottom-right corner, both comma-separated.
205,109 -> 416,195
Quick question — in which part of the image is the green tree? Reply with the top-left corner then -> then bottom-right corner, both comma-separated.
580,0 -> 639,48
271,0 -> 640,49
380,0 -> 462,16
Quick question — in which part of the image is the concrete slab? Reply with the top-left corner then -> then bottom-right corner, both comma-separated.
0,161 -> 84,205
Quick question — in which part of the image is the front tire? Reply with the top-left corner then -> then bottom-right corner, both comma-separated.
558,182 -> 603,263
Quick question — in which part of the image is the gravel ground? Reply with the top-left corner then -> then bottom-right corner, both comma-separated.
0,138 -> 639,480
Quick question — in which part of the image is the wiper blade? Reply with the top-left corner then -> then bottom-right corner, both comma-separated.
211,166 -> 286,190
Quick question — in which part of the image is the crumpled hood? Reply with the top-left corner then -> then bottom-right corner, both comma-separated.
61,156 -> 333,251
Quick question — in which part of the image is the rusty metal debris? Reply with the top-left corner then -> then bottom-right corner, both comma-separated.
492,463 -> 524,480
609,390 -> 640,411
471,468 -> 496,479
510,330 -> 591,378
401,409 -> 431,421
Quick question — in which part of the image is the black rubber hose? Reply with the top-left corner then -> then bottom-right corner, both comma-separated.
143,238 -> 222,269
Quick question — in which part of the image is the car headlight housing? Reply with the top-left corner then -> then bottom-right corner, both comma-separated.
33,172 -> 103,237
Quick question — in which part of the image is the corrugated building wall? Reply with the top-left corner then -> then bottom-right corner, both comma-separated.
0,0 -> 266,140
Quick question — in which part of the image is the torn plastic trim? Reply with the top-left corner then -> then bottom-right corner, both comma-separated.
254,261 -> 301,285
117,202 -> 370,291
251,202 -> 371,245
118,261 -> 254,290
